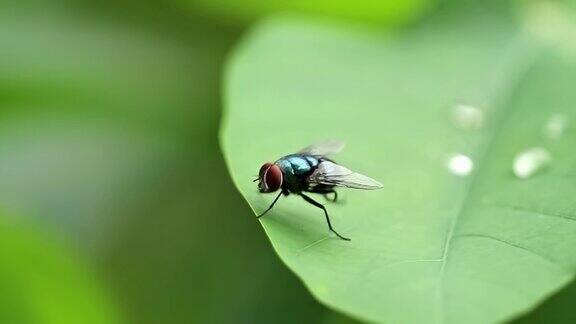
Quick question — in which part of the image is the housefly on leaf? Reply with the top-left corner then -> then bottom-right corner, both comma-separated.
255,140 -> 383,241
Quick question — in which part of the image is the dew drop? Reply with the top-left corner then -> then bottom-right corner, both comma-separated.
544,113 -> 568,140
513,147 -> 552,179
452,104 -> 484,131
448,154 -> 474,177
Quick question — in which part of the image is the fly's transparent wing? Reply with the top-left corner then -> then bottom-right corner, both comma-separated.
298,140 -> 345,157
308,161 -> 383,190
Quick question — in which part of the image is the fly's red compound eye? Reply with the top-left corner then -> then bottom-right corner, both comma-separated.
259,163 -> 273,178
263,164 -> 282,192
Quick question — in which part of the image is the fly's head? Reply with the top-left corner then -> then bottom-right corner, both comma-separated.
257,162 -> 282,193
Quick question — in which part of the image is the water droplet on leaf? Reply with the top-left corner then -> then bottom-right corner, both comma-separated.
448,154 -> 474,177
513,147 -> 552,179
544,113 -> 568,140
452,104 -> 484,131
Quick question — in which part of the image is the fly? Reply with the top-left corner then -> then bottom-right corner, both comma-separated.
255,140 -> 383,241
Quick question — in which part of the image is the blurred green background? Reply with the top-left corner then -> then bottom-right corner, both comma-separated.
1,0 -> 575,323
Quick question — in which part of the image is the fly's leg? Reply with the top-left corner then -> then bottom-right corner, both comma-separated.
300,193 -> 350,241
257,191 -> 283,218
323,190 -> 338,202
310,186 -> 338,202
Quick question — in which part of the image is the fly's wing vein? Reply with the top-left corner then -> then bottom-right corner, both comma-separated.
298,140 -> 345,157
308,161 -> 383,190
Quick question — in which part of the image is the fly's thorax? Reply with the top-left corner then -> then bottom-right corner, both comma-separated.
276,154 -> 319,176
275,154 -> 319,192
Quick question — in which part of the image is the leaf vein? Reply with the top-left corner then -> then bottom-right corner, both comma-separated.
298,236 -> 332,253
435,43 -> 542,324
488,204 -> 576,222
456,233 -> 572,273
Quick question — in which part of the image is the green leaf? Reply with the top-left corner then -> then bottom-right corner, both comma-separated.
0,215 -> 122,323
221,11 -> 576,324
